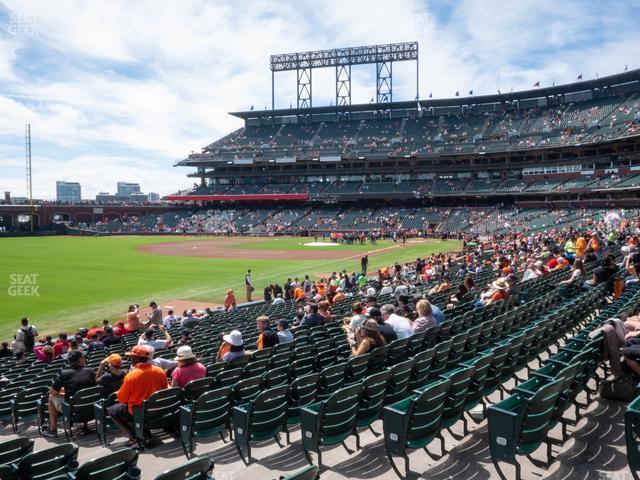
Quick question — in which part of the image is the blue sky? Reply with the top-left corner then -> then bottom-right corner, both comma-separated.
0,0 -> 639,199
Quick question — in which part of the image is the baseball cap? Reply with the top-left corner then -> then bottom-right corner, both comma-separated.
106,353 -> 122,366
126,345 -> 152,359
67,350 -> 84,364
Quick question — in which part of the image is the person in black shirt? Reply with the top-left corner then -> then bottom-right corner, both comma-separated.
95,353 -> 126,395
42,351 -> 95,437
368,307 -> 397,344
102,326 -> 121,349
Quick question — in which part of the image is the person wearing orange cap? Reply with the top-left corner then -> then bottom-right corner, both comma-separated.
95,353 -> 126,394
107,345 -> 168,448
223,289 -> 236,312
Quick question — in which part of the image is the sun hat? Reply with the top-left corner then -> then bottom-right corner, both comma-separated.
126,344 -> 152,359
106,353 -> 122,366
227,290 -> 234,295
174,345 -> 197,361
223,330 -> 243,347
492,278 -> 508,290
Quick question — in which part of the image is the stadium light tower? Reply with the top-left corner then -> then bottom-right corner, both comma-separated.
270,42 -> 419,110
25,123 -> 34,233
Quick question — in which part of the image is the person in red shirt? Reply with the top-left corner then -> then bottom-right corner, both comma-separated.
107,345 -> 169,448
113,321 -> 127,337
223,290 -> 236,312
53,333 -> 70,357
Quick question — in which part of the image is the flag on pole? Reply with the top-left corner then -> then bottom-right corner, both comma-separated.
533,81 -> 540,87
577,74 -> 583,80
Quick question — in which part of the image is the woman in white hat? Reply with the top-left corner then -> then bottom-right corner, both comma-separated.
170,345 -> 206,388
221,330 -> 246,363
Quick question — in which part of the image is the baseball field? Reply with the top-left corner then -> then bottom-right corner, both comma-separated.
0,235 -> 462,341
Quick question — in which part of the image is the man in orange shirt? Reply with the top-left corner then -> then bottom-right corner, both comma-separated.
108,345 -> 168,448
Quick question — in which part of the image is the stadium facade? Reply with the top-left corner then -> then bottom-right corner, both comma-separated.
168,67 -> 640,208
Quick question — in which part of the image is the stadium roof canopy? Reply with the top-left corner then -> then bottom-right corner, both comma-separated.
230,67 -> 640,120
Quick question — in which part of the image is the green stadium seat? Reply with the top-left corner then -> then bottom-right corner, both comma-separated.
183,377 -> 214,402
233,385 -> 290,464
13,442 -> 79,480
132,387 -> 184,449
407,346 -> 436,392
61,386 -> 105,440
11,385 -> 48,433
152,457 -> 214,480
277,465 -> 319,480
356,370 -> 391,432
300,383 -> 363,468
316,363 -> 347,402
626,395 -> 640,480
0,437 -> 33,466
285,373 -> 320,435
179,387 -> 233,458
94,393 -> 119,447
383,358 -> 416,405
383,378 -> 452,477
49,448 -> 139,480
488,378 -> 565,480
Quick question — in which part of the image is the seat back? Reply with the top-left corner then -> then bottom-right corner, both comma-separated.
152,457 -> 214,480
65,386 -> 105,423
183,377 -> 214,402
287,373 -> 320,423
387,338 -> 409,365
191,387 -> 232,436
0,437 -> 33,466
344,355 -> 370,385
516,378 -> 565,453
384,358 -> 417,405
317,364 -> 347,402
319,383 -> 363,441
233,376 -> 264,404
73,448 -> 138,480
367,344 -> 390,373
16,443 -> 79,479
140,388 -> 184,431
12,386 -> 48,424
429,338 -> 453,379
246,385 -> 290,441
462,352 -> 494,409
439,365 -> 476,427
383,378 -> 451,456
278,465 -> 319,480
482,343 -> 511,394
407,346 -> 436,392
357,370 -> 391,426
406,378 -> 452,445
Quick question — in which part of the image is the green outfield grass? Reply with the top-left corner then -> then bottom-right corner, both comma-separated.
0,235 -> 461,341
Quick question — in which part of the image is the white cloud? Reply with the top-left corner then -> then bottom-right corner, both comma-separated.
0,0 -> 638,199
